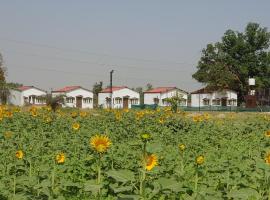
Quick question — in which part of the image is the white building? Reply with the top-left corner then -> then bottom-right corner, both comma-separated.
144,87 -> 188,106
52,86 -> 93,109
9,86 -> 47,106
98,86 -> 140,109
191,88 -> 237,107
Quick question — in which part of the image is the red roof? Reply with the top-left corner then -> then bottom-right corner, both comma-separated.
53,86 -> 81,93
100,86 -> 127,93
17,86 -> 33,91
144,87 -> 176,93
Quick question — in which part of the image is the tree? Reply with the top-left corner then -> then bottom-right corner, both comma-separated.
0,53 -> 9,104
134,87 -> 144,105
92,81 -> 103,108
192,22 -> 270,103
146,83 -> 153,91
163,94 -> 184,113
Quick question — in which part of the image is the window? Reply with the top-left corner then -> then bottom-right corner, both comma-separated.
212,98 -> 221,106
130,98 -> 138,105
24,97 -> 28,102
228,99 -> 237,106
203,98 -> 210,106
115,97 -> 122,104
83,97 -> 92,104
66,97 -> 74,103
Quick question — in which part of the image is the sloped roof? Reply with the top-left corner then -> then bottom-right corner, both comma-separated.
52,86 -> 92,93
100,86 -> 127,93
15,86 -> 46,92
144,87 -> 188,94
191,88 -> 213,94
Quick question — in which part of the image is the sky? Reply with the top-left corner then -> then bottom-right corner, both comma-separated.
0,0 -> 269,92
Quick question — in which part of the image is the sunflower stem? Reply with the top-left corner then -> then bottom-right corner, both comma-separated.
97,153 -> 102,198
194,167 -> 199,197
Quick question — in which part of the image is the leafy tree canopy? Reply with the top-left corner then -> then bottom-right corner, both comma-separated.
192,22 -> 270,102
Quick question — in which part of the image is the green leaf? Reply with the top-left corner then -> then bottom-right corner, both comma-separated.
106,169 -> 135,183
157,177 -> 184,193
84,180 -> 102,194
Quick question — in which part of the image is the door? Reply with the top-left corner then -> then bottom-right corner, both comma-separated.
76,96 -> 82,108
123,97 -> 129,109
221,98 -> 227,106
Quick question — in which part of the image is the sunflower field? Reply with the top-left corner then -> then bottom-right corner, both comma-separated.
1,106 -> 270,200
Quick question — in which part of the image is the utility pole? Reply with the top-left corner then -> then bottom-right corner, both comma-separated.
110,70 -> 114,109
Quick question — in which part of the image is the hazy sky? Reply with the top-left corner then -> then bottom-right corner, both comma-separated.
0,1 -> 269,92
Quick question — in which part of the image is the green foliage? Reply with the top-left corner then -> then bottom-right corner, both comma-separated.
193,22 -> 270,102
92,81 -> 103,108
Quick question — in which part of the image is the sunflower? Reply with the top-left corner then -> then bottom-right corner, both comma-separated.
265,152 -> 270,165
196,155 -> 204,165
5,111 -> 13,118
71,111 -> 78,118
265,130 -> 270,137
90,135 -> 112,153
80,111 -> 87,118
72,122 -> 80,131
158,118 -> 164,124
31,111 -> 38,117
56,152 -> 65,164
141,133 -> 151,141
15,150 -> 24,159
145,154 -> 158,171
178,144 -> 185,151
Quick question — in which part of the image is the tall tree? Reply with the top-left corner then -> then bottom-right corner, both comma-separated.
192,22 -> 270,103
146,83 -> 153,91
0,53 -> 9,104
134,87 -> 144,105
92,81 -> 103,108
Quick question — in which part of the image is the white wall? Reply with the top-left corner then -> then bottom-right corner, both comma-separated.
98,88 -> 140,108
144,89 -> 188,106
53,88 -> 93,109
9,89 -> 23,106
9,88 -> 47,106
191,90 -> 237,107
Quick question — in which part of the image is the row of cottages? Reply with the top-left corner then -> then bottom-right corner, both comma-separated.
190,88 -> 237,107
98,86 -> 140,109
7,85 -> 238,108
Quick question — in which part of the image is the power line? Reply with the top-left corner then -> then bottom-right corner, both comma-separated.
0,37 -> 195,66
3,48 -> 193,73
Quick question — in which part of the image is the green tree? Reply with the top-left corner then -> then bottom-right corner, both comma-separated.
146,83 -> 153,91
134,87 -> 144,105
92,81 -> 103,108
192,22 -> 270,103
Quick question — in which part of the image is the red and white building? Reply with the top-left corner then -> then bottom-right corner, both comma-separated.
98,86 -> 140,109
52,86 -> 93,109
144,87 -> 188,106
9,86 -> 47,106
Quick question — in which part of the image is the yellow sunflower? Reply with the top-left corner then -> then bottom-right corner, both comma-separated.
5,111 -> 13,118
178,144 -> 185,151
72,122 -> 80,131
145,154 -> 158,171
196,155 -> 204,165
265,130 -> 270,137
80,111 -> 87,118
15,150 -> 24,159
90,135 -> 112,153
31,111 -> 38,117
56,152 -> 65,164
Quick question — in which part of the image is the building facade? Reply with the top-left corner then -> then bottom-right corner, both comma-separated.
144,87 -> 188,106
9,86 -> 47,106
98,86 -> 140,109
191,88 -> 237,107
52,86 -> 93,109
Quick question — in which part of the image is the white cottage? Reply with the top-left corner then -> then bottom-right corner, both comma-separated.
144,87 -> 188,106
98,86 -> 140,109
191,88 -> 237,107
52,86 -> 93,109
9,86 -> 47,106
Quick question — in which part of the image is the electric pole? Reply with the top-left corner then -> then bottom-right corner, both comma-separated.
110,70 -> 114,109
